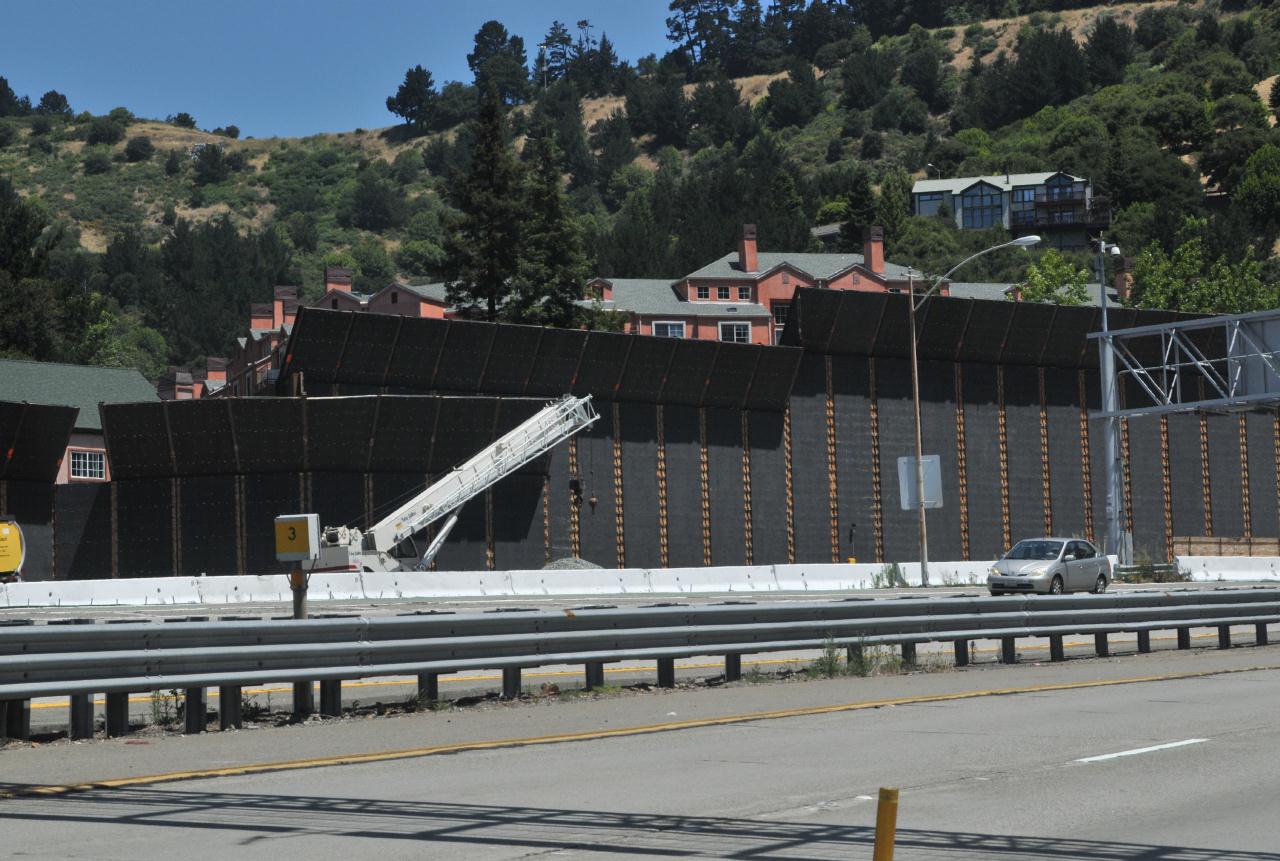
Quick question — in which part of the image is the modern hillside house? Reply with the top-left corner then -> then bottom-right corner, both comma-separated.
911,171 -> 1108,248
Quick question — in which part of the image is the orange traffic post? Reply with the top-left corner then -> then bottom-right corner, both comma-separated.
873,787 -> 899,861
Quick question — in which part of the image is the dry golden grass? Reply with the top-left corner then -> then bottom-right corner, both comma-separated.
1257,75 -> 1277,127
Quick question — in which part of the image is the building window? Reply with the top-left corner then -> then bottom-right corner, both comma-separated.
719,322 -> 751,343
390,292 -> 398,304
696,285 -> 709,300
961,185 -> 1002,229
781,273 -> 790,285
915,192 -> 944,216
717,286 -> 731,300
737,286 -> 752,301
69,450 -> 105,481
331,298 -> 339,309
1011,187 -> 1035,226
652,321 -> 686,338
771,302 -> 790,345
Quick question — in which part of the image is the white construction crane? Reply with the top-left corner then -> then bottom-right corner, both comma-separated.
301,395 -> 597,573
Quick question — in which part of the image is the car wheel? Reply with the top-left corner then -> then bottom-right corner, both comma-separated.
989,590 -> 1003,597
1093,574 -> 1107,594
1049,575 -> 1064,595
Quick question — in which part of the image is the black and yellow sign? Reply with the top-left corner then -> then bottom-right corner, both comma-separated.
274,514 -> 319,562
0,518 -> 25,576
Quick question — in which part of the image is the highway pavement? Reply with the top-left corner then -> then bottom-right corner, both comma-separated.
3,645 -> 1279,858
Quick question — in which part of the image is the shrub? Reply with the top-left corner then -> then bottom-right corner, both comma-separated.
83,147 -> 113,174
0,122 -> 15,148
29,114 -> 52,136
164,149 -> 182,176
107,107 -> 134,126
85,116 -> 124,145
168,112 -> 197,128
124,135 -> 154,162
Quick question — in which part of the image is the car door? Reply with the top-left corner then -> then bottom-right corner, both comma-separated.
1081,540 -> 1104,584
1063,541 -> 1086,591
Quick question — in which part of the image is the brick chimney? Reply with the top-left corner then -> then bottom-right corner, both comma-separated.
205,357 -> 227,384
863,226 -> 885,275
273,286 -> 300,327
1114,256 -> 1134,303
249,303 -> 273,330
324,266 -> 354,293
738,224 -> 758,273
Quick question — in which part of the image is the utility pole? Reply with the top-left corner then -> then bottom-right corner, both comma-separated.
1096,237 -> 1126,563
907,269 -> 930,588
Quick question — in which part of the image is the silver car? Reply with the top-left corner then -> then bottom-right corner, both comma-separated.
988,538 -> 1110,596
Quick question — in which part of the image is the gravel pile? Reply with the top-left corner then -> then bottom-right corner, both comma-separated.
542,557 -> 603,570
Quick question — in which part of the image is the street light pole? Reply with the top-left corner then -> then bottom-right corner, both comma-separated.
907,235 -> 1041,587
1095,237 -> 1125,563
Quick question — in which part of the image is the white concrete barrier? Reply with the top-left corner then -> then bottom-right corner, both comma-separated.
1176,556 -> 1280,581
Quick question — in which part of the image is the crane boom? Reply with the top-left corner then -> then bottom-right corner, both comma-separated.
311,395 -> 597,573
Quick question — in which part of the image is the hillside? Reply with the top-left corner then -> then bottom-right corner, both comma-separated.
2,0 -> 1279,376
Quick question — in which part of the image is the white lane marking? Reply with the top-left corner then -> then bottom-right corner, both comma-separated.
1075,738 -> 1208,763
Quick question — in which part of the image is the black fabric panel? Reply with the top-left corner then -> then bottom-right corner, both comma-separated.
706,407 -> 746,566
746,410 -> 788,564
790,288 -> 840,349
874,358 -> 919,563
745,348 -> 802,412
115,479 -> 172,578
789,355 -> 832,563
369,471 -> 429,534
368,397 -> 438,473
234,398 -> 305,473
169,401 -> 238,476
704,345 -> 758,409
871,295 -> 911,359
574,419 -> 618,567
179,475 -> 237,576
337,313 -> 398,386
434,321 -> 496,393
1043,369 -> 1086,541
660,340 -> 716,406
54,483 -> 112,580
916,300 -> 969,363
432,398 -> 500,469
573,332 -> 631,399
101,402 -> 171,479
1246,412 -> 1277,538
0,401 -> 77,482
1166,413 -> 1204,539
432,495 -> 488,571
619,403 -> 661,569
618,337 -> 676,404
918,360 -> 962,562
1126,416 -> 1166,560
385,317 -> 448,390
1001,366 -> 1045,546
244,472 -> 303,574
1002,305 -> 1057,365
831,355 -> 875,563
527,328 -> 586,397
1206,413 -> 1244,537
284,307 -> 349,382
962,364 -> 1004,560
6,480 -> 54,580
492,474 -> 545,570
956,302 -> 1015,366
661,405 -> 703,568
481,324 -> 543,395
1042,308 -> 1095,368
309,471 -> 366,533
306,397 -> 378,472
827,291 -> 885,355
545,445 -> 575,562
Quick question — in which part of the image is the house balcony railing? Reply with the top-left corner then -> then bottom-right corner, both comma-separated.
1011,201 -> 1110,229
1033,187 -> 1090,205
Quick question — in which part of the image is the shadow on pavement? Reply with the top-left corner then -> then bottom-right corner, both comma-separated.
0,786 -> 1273,860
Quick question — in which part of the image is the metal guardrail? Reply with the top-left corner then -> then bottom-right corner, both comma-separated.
2,589 -> 1277,740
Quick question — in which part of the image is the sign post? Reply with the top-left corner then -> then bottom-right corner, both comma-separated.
275,514 -> 320,718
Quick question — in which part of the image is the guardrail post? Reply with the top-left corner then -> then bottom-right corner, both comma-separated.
293,681 -> 314,719
846,644 -> 864,672
4,700 -> 30,741
724,654 -> 742,682
584,661 -> 605,690
105,692 -> 130,737
1094,633 -> 1109,657
502,668 -> 522,699
183,688 -> 206,734
1177,627 -> 1191,650
1218,625 -> 1232,650
952,640 -> 969,667
417,673 -> 439,704
219,686 -> 242,730
69,694 -> 94,740
657,657 -> 676,688
319,680 -> 342,717
1257,623 -> 1269,646
1000,637 -> 1016,664
900,642 -> 916,669
1137,631 -> 1151,654
1049,635 -> 1065,662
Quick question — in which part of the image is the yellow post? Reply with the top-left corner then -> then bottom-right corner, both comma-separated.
873,787 -> 899,861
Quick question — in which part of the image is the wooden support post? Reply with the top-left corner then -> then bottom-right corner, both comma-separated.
1177,627 -> 1191,650
1137,631 -> 1151,654
584,662 -> 605,690
502,668 -> 522,699
69,694 -> 94,740
1095,633 -> 1110,657
183,688 -> 206,735
319,680 -> 342,717
1218,625 -> 1232,650
1000,637 -> 1016,664
417,673 -> 439,704
901,642 -> 917,669
953,640 -> 969,667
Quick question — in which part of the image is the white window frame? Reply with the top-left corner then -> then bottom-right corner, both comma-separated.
737,285 -> 752,301
69,449 -> 106,481
695,285 -> 709,300
652,320 -> 686,339
717,286 -> 731,300
718,322 -> 751,344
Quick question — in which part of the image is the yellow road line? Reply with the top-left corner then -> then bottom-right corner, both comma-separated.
6,662 -> 1278,800
25,629 -> 1240,710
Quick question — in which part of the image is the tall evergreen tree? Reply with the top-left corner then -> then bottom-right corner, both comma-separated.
838,165 -> 877,252
876,167 -> 912,252
445,85 -> 523,320
386,65 -> 439,131
1085,17 -> 1134,88
507,127 -> 588,326
468,20 -> 531,105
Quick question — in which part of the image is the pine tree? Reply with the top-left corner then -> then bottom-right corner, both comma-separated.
838,165 -> 877,251
876,167 -> 912,252
508,126 -> 588,326
445,85 -> 523,320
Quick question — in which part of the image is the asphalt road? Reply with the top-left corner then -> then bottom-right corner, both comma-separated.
3,646 -> 1279,859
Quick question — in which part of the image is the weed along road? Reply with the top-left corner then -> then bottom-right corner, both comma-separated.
3,647 -> 1280,859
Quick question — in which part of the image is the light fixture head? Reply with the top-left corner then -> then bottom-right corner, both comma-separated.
1011,235 -> 1041,248
1109,245 -> 1121,256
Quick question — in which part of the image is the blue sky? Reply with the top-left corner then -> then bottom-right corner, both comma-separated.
2,1 -> 672,138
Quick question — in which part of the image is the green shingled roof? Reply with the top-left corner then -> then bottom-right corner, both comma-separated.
0,358 -> 159,431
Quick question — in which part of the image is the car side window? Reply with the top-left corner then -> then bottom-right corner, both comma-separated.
1077,542 -> 1094,559
1065,541 -> 1082,560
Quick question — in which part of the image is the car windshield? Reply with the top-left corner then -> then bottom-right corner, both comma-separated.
1005,540 -> 1063,561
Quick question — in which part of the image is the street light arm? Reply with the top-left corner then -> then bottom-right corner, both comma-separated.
912,236 -> 1041,310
